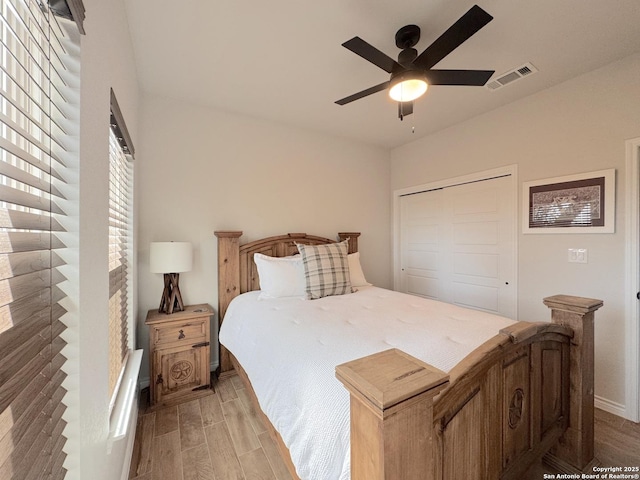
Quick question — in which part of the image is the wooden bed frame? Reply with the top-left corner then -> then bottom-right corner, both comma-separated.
215,231 -> 603,480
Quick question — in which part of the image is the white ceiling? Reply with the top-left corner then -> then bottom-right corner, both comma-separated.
124,0 -> 640,149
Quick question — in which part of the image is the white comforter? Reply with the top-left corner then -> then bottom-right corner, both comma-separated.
219,286 -> 515,480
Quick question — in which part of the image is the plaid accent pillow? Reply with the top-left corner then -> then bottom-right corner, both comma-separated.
296,240 -> 353,300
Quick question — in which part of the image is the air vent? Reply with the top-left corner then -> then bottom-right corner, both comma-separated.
486,62 -> 538,91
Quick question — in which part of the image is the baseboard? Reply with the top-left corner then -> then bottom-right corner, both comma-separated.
595,394 -> 627,418
139,376 -> 150,390
543,453 -> 600,474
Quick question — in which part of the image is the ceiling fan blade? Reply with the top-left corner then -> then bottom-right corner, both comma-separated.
398,101 -> 413,120
342,37 -> 402,74
413,5 -> 493,70
335,81 -> 390,105
425,69 -> 494,86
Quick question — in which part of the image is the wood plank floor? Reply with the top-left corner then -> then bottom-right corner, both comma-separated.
128,374 -> 292,480
129,374 -> 640,480
525,408 -> 640,478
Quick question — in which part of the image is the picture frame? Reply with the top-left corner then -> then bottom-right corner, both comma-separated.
522,169 -> 615,234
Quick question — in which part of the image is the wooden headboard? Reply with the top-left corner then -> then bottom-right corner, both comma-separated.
214,231 -> 360,374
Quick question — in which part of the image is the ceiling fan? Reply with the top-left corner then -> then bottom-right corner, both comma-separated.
335,4 -> 495,120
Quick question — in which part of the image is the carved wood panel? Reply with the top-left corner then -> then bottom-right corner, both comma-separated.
155,344 -> 206,402
540,341 -> 568,435
502,346 -> 531,469
435,365 -> 503,479
441,388 -> 483,478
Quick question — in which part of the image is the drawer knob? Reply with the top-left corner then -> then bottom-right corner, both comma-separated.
178,329 -> 185,340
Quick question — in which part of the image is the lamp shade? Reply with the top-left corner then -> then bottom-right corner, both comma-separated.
149,242 -> 192,273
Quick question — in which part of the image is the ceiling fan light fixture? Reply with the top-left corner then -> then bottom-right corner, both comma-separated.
389,73 -> 428,102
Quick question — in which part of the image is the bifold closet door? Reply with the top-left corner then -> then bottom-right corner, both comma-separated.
400,175 -> 515,318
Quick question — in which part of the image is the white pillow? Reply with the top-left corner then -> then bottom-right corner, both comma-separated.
253,253 -> 306,299
348,252 -> 371,287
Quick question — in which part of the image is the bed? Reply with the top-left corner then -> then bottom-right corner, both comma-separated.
214,231 -> 603,480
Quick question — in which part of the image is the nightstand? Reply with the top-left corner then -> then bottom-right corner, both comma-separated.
145,303 -> 214,407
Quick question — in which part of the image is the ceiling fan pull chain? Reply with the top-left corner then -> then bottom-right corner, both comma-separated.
412,106 -> 416,133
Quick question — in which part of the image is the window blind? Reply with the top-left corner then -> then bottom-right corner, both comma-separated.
0,0 -> 76,478
108,96 -> 133,405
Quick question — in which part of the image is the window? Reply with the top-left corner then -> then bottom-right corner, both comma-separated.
0,0 -> 80,478
108,90 -> 134,408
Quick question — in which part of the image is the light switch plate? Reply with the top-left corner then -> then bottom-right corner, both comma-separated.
568,248 -> 588,263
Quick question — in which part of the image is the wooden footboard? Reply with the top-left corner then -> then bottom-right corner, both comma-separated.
336,294 -> 603,480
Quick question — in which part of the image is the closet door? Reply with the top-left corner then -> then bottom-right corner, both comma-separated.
400,175 -> 515,318
400,188 -> 446,301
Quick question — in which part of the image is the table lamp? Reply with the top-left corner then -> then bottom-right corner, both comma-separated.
150,241 -> 192,314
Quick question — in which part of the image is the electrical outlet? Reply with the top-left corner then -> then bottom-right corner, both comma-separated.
568,248 -> 588,263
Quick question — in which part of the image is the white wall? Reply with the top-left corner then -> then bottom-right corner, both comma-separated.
136,95 -> 391,382
74,0 -> 140,478
390,54 -> 640,414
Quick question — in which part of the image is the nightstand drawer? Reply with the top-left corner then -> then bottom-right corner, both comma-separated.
152,320 -> 206,348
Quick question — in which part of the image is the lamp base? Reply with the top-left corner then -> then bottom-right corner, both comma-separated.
159,273 -> 185,314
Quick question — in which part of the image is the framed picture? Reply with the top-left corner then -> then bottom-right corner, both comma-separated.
522,169 -> 615,234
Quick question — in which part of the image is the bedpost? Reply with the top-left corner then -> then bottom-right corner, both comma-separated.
336,349 -> 449,480
338,232 -> 360,254
543,294 -> 603,472
214,230 -> 243,376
